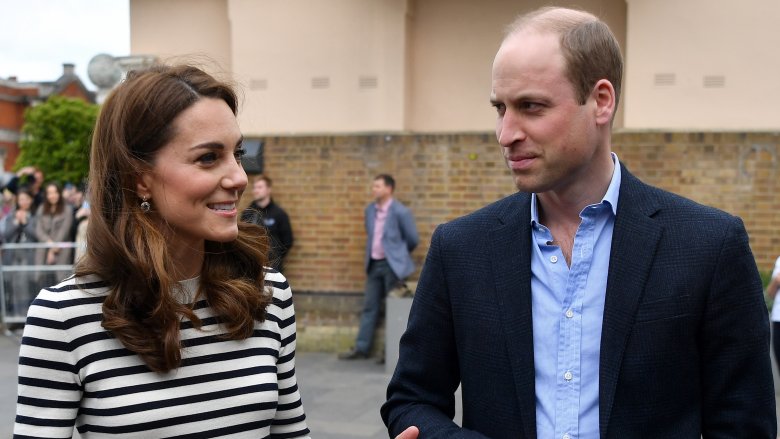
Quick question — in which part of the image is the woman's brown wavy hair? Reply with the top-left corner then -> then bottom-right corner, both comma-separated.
75,64 -> 272,373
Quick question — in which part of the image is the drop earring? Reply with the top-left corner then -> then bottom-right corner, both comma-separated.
140,196 -> 151,213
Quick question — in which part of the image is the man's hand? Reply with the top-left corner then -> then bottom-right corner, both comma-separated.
395,426 -> 419,439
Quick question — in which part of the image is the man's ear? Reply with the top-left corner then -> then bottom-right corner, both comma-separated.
592,79 -> 616,125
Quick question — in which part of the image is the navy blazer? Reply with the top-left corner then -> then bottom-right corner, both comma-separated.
365,199 -> 419,280
382,165 -> 776,438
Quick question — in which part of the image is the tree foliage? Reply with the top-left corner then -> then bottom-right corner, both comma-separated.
17,95 -> 98,186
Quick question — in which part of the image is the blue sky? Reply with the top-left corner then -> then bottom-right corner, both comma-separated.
0,0 -> 130,89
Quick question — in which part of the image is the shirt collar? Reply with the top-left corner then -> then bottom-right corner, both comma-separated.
531,152 -> 621,224
376,197 -> 394,212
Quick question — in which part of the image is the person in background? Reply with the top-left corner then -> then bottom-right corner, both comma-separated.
241,175 -> 294,272
0,188 -> 16,223
34,182 -> 74,285
66,182 -> 89,250
764,257 -> 780,365
5,166 -> 45,212
61,182 -> 76,206
73,198 -> 90,264
383,6 -> 775,439
1,189 -> 38,317
339,174 -> 419,361
14,64 -> 310,438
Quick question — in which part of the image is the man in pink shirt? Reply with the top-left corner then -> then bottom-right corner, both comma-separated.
340,174 -> 419,360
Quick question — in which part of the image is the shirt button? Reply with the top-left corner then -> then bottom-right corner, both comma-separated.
565,309 -> 574,318
550,255 -> 558,263
564,371 -> 573,381
563,434 -> 571,439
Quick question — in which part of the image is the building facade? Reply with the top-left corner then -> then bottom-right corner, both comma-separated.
129,0 -> 780,350
0,64 -> 94,171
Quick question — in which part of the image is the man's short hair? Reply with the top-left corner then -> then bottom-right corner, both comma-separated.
254,174 -> 272,187
505,7 -> 623,109
374,174 -> 395,191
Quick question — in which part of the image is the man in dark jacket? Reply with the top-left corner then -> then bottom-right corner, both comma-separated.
241,175 -> 293,273
382,6 -> 776,439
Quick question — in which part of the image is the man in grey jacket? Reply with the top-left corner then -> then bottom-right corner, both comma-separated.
340,174 -> 419,360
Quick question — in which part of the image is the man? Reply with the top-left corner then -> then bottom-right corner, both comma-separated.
241,175 -> 294,272
66,182 -> 87,242
383,7 -> 776,439
339,174 -> 419,360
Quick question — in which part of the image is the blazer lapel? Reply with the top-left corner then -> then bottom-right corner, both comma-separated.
489,193 -> 537,439
598,168 -> 663,438
366,204 -> 376,236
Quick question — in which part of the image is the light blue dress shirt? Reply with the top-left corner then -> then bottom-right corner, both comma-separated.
530,154 -> 621,439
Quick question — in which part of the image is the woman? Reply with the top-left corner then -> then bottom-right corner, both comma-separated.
14,64 -> 310,438
1,189 -> 37,317
34,182 -> 74,284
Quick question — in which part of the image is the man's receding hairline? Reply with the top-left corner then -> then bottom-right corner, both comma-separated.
505,7 -> 599,41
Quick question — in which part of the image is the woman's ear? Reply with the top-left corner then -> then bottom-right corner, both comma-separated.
136,174 -> 152,200
592,79 -> 616,125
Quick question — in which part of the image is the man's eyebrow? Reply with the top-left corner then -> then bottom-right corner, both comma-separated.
494,93 -> 549,104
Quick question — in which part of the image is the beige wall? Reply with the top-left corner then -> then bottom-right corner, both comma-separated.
623,0 -> 780,130
130,0 -> 232,72
228,0 -> 407,134
128,0 -> 780,133
129,0 -> 627,134
406,0 -> 627,132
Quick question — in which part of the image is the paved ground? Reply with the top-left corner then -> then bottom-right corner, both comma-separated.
0,332 -> 777,438
298,353 -> 394,439
0,335 -> 17,438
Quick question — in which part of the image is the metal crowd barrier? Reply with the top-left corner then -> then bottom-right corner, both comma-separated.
0,242 -> 77,329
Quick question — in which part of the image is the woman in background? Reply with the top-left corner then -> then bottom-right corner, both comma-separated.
14,64 -> 310,438
1,189 -> 37,317
34,182 -> 74,284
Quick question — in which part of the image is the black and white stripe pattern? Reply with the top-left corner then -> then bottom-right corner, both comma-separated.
14,271 -> 310,438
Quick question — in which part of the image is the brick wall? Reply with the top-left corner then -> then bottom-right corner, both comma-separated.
243,131 -> 780,351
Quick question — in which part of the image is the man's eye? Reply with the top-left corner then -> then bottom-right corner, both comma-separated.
520,102 -> 543,112
492,103 -> 506,115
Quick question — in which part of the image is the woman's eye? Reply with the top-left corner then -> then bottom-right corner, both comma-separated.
198,152 -> 218,165
234,148 -> 246,162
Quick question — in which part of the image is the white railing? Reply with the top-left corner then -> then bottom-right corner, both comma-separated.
0,242 -> 77,328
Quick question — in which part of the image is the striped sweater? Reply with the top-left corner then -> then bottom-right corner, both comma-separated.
14,271 -> 310,439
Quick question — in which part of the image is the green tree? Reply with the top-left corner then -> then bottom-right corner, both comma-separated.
16,95 -> 98,185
